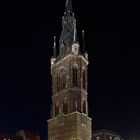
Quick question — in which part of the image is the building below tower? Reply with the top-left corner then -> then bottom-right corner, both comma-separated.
0,130 -> 40,140
92,129 -> 124,140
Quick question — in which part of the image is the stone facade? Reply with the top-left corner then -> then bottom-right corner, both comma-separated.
48,51 -> 92,140
48,112 -> 92,140
51,55 -> 89,116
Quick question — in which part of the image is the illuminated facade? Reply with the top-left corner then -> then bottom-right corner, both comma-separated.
47,0 -> 92,140
92,129 -> 123,140
47,0 -> 126,140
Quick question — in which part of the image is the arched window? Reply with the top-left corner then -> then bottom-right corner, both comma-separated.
57,69 -> 66,92
63,97 -> 68,114
57,74 -> 60,92
62,72 -> 66,90
82,69 -> 86,89
83,100 -> 86,114
55,102 -> 59,116
72,66 -> 78,86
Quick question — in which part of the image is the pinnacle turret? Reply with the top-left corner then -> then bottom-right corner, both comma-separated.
53,36 -> 56,58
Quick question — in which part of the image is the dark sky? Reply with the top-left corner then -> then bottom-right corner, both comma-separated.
0,0 -> 139,140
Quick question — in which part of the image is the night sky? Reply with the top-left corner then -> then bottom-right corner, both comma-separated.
0,0 -> 139,140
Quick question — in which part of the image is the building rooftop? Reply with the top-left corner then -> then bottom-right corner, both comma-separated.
0,130 -> 40,140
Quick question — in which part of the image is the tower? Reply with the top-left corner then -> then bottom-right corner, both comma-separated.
48,0 -> 92,140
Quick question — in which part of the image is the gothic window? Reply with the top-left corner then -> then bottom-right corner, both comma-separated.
62,72 -> 66,90
55,102 -> 59,116
72,65 -> 78,86
57,69 -> 66,92
57,74 -> 60,92
82,100 -> 86,114
63,97 -> 68,114
82,69 -> 86,89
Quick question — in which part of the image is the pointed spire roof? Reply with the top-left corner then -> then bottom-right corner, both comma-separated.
65,0 -> 73,14
58,0 -> 78,58
53,36 -> 56,58
59,0 -> 77,46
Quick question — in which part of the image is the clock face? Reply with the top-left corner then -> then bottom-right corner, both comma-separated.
72,43 -> 79,55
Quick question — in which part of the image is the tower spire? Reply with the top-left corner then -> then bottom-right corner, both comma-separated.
59,0 -> 78,57
65,0 -> 73,14
48,1 -> 92,140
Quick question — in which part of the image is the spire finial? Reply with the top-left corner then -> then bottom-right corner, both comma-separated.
53,36 -> 56,58
82,30 -> 85,52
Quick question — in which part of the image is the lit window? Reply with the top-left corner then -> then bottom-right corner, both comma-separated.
57,69 -> 66,92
